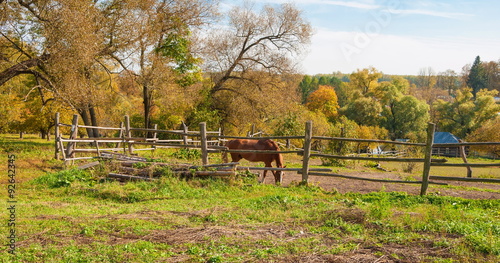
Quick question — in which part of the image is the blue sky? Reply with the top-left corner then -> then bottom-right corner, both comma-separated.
220,0 -> 500,75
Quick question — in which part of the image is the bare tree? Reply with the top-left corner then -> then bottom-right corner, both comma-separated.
200,2 -> 312,125
436,69 -> 459,96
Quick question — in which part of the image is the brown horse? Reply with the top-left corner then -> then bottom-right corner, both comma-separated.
224,139 -> 285,184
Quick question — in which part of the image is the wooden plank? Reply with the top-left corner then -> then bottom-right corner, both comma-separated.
78,161 -> 101,170
433,142 -> 500,147
431,163 -> 500,167
63,157 -> 97,161
61,139 -> 125,143
72,148 -> 124,153
225,149 -> 303,154
215,135 -> 305,140
310,153 -> 447,163
130,142 -> 201,148
429,176 -> 500,184
77,125 -> 122,130
58,138 -> 67,161
237,166 -> 332,172
312,136 -> 426,146
309,172 -> 447,185
108,173 -> 156,181
130,127 -> 189,136
194,171 -> 236,176
100,152 -> 148,161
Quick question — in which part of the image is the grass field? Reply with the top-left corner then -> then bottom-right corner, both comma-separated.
1,134 -> 499,262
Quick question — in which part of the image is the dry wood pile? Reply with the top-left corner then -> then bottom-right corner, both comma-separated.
90,152 -> 243,182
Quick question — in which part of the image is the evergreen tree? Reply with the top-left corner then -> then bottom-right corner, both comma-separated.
467,56 -> 487,97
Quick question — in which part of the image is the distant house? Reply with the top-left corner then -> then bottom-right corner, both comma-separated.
432,132 -> 468,157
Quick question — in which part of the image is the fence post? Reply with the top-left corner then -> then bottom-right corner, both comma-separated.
301,121 -> 313,183
116,121 -> 124,150
124,115 -> 133,154
420,122 -> 436,196
458,140 -> 472,178
182,122 -> 188,145
65,114 -> 79,158
54,112 -> 60,160
200,122 -> 209,165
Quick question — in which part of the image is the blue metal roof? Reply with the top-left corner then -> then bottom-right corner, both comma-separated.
433,132 -> 461,144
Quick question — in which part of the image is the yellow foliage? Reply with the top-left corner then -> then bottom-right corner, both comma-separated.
305,85 -> 339,119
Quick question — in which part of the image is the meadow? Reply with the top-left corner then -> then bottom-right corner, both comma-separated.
1,134 -> 499,262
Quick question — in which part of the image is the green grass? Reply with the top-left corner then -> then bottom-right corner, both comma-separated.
1,135 -> 499,262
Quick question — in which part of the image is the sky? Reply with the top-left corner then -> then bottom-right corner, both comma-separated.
220,0 -> 500,76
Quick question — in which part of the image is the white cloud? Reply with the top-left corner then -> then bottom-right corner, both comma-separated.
392,9 -> 473,19
247,0 -> 380,9
301,28 -> 500,75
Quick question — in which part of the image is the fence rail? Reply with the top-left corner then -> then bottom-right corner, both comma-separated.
54,113 -> 500,196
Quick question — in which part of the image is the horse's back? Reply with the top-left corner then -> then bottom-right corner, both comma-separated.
226,139 -> 278,150
226,139 -> 279,163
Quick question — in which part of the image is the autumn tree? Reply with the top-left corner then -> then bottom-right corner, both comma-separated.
341,96 -> 382,127
1,0 -> 217,136
415,67 -> 440,104
348,67 -> 382,95
305,85 -> 339,121
466,117 -> 500,158
483,60 -> 500,92
433,88 -> 500,138
200,2 -> 312,129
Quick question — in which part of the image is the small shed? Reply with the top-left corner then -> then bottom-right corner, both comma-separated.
432,132 -> 467,157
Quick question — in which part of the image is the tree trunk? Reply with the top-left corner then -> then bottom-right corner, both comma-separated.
143,84 -> 154,137
78,108 -> 94,138
89,105 -> 99,137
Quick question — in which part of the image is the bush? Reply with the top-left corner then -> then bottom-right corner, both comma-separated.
34,168 -> 95,188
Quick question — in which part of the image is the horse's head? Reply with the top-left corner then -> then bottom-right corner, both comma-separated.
273,166 -> 285,184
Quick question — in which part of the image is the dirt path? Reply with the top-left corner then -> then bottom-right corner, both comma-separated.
262,169 -> 500,200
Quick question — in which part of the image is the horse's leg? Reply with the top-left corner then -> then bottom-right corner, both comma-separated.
273,170 -> 282,185
230,153 -> 241,163
260,162 -> 273,183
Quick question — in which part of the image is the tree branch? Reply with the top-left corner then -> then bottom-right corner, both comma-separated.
0,54 -> 50,86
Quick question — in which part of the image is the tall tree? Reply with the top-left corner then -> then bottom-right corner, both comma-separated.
433,88 -> 500,138
416,67 -> 438,104
200,2 -> 312,127
341,96 -> 382,127
466,56 -> 487,98
348,67 -> 382,95
298,75 -> 318,103
483,60 -> 500,92
375,79 -> 429,140
0,0 -> 217,135
305,85 -> 339,121
436,69 -> 460,96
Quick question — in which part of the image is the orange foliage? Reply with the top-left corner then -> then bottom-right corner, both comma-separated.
305,85 -> 339,119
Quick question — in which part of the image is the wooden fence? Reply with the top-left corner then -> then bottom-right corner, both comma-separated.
54,114 -> 500,196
